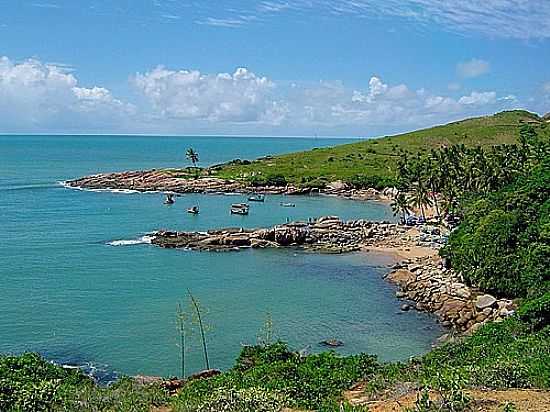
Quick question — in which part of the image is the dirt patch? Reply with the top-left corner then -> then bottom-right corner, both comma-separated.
344,385 -> 550,411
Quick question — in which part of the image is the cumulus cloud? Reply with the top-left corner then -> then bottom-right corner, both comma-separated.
133,66 -> 287,124
278,75 -> 512,131
0,56 -> 523,135
457,58 -> 490,78
0,56 -> 132,131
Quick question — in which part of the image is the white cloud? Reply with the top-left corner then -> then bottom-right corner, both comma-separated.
133,66 -> 286,124
0,56 -> 526,135
0,56 -> 132,131
457,58 -> 490,78
458,91 -> 497,105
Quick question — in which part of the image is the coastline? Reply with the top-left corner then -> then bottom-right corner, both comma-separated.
64,169 -> 396,202
148,216 -> 516,338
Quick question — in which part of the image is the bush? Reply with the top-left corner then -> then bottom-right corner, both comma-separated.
175,343 -> 379,411
517,291 -> 550,330
441,164 -> 550,297
345,174 -> 398,190
248,174 -> 288,187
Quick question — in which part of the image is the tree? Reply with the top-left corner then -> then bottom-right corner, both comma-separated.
391,192 -> 410,223
186,148 -> 200,177
409,180 -> 432,221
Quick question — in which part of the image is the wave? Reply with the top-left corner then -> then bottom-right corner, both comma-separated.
107,235 -> 155,246
59,181 -> 147,194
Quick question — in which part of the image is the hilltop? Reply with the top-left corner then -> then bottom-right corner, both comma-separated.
211,110 -> 547,188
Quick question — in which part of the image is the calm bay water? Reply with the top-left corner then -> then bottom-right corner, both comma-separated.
0,135 -> 442,380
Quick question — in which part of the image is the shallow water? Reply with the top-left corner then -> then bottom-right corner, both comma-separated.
0,135 -> 443,379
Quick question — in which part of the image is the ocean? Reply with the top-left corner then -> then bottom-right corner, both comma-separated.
0,135 -> 442,381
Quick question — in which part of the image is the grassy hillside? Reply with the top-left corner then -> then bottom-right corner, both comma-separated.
211,110 -> 547,188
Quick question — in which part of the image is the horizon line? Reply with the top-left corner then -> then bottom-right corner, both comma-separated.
0,132 -> 368,139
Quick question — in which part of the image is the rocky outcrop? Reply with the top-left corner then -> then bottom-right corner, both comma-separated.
65,170 -> 396,201
386,256 -> 516,335
150,218 -> 448,253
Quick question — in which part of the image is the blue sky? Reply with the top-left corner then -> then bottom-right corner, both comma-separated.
1,0 -> 549,136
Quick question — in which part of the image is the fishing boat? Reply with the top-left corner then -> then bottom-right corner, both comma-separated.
231,203 -> 250,215
187,206 -> 200,214
248,194 -> 265,202
164,193 -> 175,204
280,202 -> 296,208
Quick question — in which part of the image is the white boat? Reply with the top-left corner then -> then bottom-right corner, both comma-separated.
231,203 -> 250,215
248,194 -> 265,202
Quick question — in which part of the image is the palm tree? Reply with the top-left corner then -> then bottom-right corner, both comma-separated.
186,148 -> 200,178
409,180 -> 432,221
391,192 -> 410,224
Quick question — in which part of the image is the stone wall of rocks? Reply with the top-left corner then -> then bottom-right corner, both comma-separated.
151,216 -> 448,253
386,257 -> 516,336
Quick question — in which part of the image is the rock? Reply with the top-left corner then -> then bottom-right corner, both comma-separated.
320,339 -> 344,347
401,303 -> 412,311
395,291 -> 406,298
476,294 -> 497,310
387,269 -> 416,288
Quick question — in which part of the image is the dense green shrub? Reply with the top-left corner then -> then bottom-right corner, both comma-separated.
175,343 -> 379,411
248,174 -> 288,187
517,291 -> 550,330
345,174 -> 397,190
441,163 -> 550,297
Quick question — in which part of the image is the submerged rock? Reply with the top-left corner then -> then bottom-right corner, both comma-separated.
320,339 -> 344,348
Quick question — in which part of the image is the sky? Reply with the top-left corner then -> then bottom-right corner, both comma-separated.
0,0 -> 549,137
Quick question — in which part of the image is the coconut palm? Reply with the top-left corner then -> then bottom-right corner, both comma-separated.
186,148 -> 200,178
186,147 -> 199,168
409,180 -> 432,221
391,192 -> 410,224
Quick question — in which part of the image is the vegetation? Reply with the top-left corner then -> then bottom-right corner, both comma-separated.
1,111 -> 548,411
210,110 -> 548,189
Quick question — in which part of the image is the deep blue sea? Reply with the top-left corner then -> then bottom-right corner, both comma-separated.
0,135 -> 442,381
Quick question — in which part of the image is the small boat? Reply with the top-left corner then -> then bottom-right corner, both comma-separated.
231,203 -> 250,215
164,194 -> 175,205
187,206 -> 200,215
280,202 -> 296,208
248,194 -> 265,202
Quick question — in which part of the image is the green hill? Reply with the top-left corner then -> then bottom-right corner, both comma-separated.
212,110 -> 547,188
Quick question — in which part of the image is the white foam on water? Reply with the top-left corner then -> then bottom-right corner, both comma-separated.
59,181 -> 148,194
107,235 -> 155,246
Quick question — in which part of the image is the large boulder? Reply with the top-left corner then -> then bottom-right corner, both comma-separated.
386,269 -> 416,289
475,294 -> 497,310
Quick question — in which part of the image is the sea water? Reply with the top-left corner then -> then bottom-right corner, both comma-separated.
0,135 -> 443,380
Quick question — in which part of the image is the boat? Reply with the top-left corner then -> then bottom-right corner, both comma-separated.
231,203 -> 250,215
187,206 -> 200,214
164,194 -> 175,204
248,194 -> 265,202
280,202 -> 296,208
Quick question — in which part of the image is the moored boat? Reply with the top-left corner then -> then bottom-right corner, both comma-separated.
187,206 -> 200,214
164,193 -> 175,204
231,203 -> 250,215
248,194 -> 265,202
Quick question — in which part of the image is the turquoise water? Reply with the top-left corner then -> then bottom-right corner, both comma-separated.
0,135 -> 443,380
